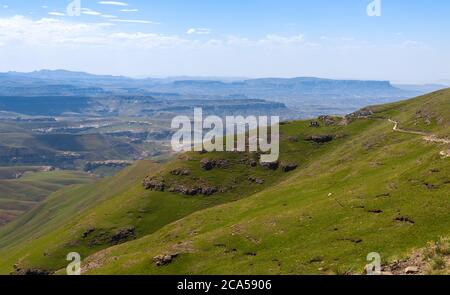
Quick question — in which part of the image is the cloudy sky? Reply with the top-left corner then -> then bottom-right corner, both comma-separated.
0,0 -> 449,83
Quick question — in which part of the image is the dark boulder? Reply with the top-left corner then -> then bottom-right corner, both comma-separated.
110,227 -> 136,245
260,161 -> 279,170
281,162 -> 298,172
200,158 -> 215,170
306,135 -> 333,144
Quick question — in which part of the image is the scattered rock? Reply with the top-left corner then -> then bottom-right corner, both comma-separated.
368,209 -> 383,214
349,108 -> 374,118
395,216 -> 415,224
339,117 -> 352,126
260,161 -> 279,170
153,253 -> 178,266
110,227 -> 136,245
248,177 -> 265,185
281,162 -> 298,172
13,267 -> 53,276
308,257 -> 323,264
200,158 -> 215,170
405,266 -> 419,274
169,185 -> 218,196
440,150 -> 450,159
201,186 -> 219,196
306,135 -> 333,144
143,177 -> 165,191
82,227 -> 96,238
338,238 -> 363,244
200,158 -> 229,170
170,168 -> 191,176
309,121 -> 320,128
319,115 -> 337,126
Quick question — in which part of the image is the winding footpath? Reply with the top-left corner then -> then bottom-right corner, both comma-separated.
388,119 -> 450,158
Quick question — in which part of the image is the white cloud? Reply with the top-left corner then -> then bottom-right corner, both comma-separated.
101,14 -> 117,18
48,12 -> 65,16
3,5 -> 8,9
120,9 -> 138,12
112,19 -> 159,24
0,15 -> 445,83
187,28 -> 211,35
258,34 -> 304,45
98,1 -> 128,6
81,8 -> 102,16
0,16 -> 178,48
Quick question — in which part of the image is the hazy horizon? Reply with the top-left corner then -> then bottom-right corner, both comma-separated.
3,68 -> 450,87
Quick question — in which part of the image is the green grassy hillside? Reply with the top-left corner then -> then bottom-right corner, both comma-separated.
0,89 -> 449,275
0,169 -> 95,226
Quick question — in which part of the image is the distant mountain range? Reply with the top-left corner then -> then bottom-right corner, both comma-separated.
0,70 -> 448,118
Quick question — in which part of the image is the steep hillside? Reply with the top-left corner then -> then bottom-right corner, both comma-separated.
0,169 -> 95,226
0,113 -> 359,274
0,89 -> 448,275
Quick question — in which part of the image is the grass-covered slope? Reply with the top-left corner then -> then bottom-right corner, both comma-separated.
0,111 -> 354,274
0,169 -> 95,226
0,89 -> 449,275
81,89 -> 449,275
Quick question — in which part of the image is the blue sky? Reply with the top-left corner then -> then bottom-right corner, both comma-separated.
0,0 -> 449,83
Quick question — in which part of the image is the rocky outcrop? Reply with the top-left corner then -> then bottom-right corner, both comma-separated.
110,227 -> 136,245
82,227 -> 96,238
349,108 -> 374,118
170,168 -> 191,176
319,115 -> 337,126
306,135 -> 333,144
153,253 -> 179,267
200,158 -> 229,170
143,177 -> 165,191
169,185 -> 218,196
16,268 -> 53,276
13,264 -> 53,275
